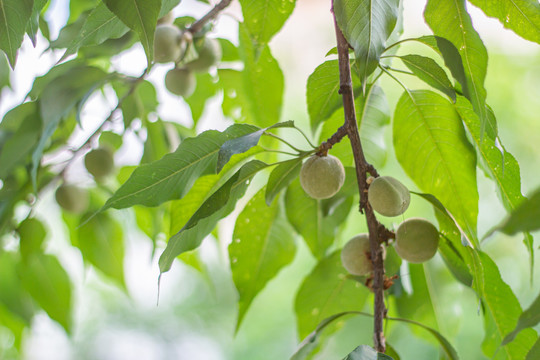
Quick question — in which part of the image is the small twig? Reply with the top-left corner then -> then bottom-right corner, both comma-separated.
317,125 -> 347,156
332,7 -> 387,353
187,0 -> 233,34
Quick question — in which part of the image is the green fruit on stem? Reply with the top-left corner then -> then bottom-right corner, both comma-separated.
300,154 -> 345,199
368,176 -> 410,217
154,24 -> 183,63
157,11 -> 174,25
165,68 -> 196,97
341,234 -> 386,276
55,184 -> 89,214
185,37 -> 222,72
84,147 -> 115,179
395,218 -> 439,263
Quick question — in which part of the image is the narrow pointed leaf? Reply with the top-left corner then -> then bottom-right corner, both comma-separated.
424,0 -> 489,138
0,0 -> 33,67
103,0 -> 161,64
61,3 -> 129,61
239,24 -> 284,127
343,345 -> 394,360
526,338 -> 540,360
295,251 -> 369,339
468,250 -> 537,359
393,90 -> 478,244
495,186 -> 540,234
19,254 -> 72,333
239,0 -> 296,44
102,124 -> 258,211
26,0 -> 47,46
468,0 -> 540,44
159,160 -> 267,273
230,189 -> 296,329
307,60 -> 361,131
504,290 -> 540,345
333,0 -> 399,86
265,157 -> 303,206
0,252 -> 34,324
399,54 -> 456,101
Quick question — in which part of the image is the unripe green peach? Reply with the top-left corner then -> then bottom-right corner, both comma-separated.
300,154 -> 345,199
341,234 -> 386,276
165,68 -> 196,97
55,184 -> 89,214
368,176 -> 410,217
154,24 -> 183,63
185,37 -> 222,72
84,147 -> 115,179
395,218 -> 439,263
157,11 -> 175,25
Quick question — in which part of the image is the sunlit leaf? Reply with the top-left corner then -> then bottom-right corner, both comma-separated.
19,254 -> 72,333
424,0 -> 489,139
294,251 -> 369,339
185,72 -> 217,124
239,0 -> 296,44
238,24 -> 284,127
399,54 -> 456,101
103,0 -> 161,64
0,0 -> 33,67
468,0 -> 540,44
393,90 -> 478,244
333,0 -> 399,87
159,160 -> 268,273
102,124 -> 258,210
230,189 -> 296,329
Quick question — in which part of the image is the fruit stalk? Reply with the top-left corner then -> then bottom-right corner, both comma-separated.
331,9 -> 387,353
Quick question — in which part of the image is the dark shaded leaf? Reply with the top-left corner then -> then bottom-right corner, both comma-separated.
17,217 -> 46,259
26,0 -> 47,46
342,345 -> 394,360
333,0 -> 399,87
0,0 -> 33,67
103,0 -> 161,64
265,157 -> 303,206
399,54 -> 456,101
504,290 -> 540,345
495,186 -> 540,235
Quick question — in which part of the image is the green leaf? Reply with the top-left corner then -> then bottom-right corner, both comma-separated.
393,90 -> 478,244
469,250 -> 537,359
285,178 -> 352,259
239,0 -> 296,44
342,345 -> 394,360
424,0 -> 489,139
306,60 -> 361,132
185,72 -> 217,124
0,0 -> 33,67
238,24 -> 284,127
526,338 -> 540,360
217,121 -> 294,172
230,188 -> 296,329
0,252 -> 34,324
159,160 -> 268,274
388,317 -> 460,360
333,0 -> 399,87
61,3 -> 129,61
0,52 -> 10,90
75,212 -> 125,287
0,102 -> 41,179
0,304 -> 26,350
504,290 -> 540,345
26,0 -> 47,46
455,96 -> 534,275
495,186 -> 540,235
19,254 -> 72,333
468,0 -> 540,44
102,0 -> 161,64
399,54 -> 456,101
265,157 -> 303,206
294,251 -> 369,339
218,38 -> 239,62
102,124 -> 258,211
17,217 -> 46,259
117,79 -> 157,127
